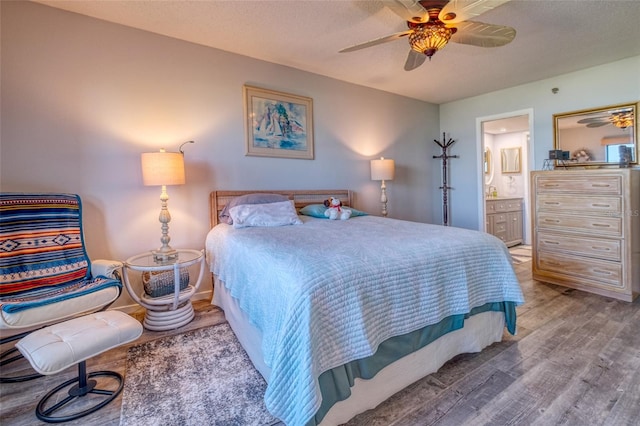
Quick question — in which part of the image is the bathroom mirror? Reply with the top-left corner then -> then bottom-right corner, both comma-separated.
553,101 -> 638,166
501,147 -> 521,173
484,147 -> 492,175
484,147 -> 494,185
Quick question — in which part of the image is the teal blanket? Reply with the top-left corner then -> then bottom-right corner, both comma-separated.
308,301 -> 517,425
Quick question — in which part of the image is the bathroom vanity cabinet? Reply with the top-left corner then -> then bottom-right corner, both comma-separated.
486,197 -> 523,247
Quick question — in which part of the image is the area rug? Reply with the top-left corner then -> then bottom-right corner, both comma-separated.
120,323 -> 280,426
509,244 -> 532,264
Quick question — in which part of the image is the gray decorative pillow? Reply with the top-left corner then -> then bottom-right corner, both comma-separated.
219,193 -> 290,225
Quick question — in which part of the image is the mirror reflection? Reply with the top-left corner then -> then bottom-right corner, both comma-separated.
484,147 -> 494,185
484,147 -> 492,174
554,102 -> 637,166
501,147 -> 521,173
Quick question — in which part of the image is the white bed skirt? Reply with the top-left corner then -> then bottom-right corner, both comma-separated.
213,277 -> 506,426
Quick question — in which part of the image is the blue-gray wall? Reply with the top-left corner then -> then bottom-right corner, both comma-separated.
0,1 -> 439,307
437,56 -> 640,230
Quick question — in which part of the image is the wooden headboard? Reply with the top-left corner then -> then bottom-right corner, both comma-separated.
209,190 -> 352,227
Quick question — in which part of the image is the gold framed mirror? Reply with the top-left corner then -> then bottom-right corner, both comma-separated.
553,101 -> 638,167
501,147 -> 521,173
484,147 -> 492,175
484,146 -> 494,185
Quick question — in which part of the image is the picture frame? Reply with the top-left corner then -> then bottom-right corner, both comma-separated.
243,85 -> 314,159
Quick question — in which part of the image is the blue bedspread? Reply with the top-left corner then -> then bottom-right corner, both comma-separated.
206,216 -> 524,425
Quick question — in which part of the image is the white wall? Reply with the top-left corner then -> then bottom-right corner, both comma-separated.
0,1 -> 439,309
438,55 -> 640,230
491,132 -> 528,199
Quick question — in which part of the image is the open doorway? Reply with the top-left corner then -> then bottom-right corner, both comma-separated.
476,109 -> 533,245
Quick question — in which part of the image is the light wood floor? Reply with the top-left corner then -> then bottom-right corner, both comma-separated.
1,260 -> 638,425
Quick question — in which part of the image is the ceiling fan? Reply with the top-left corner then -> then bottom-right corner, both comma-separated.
577,109 -> 635,129
340,0 -> 516,70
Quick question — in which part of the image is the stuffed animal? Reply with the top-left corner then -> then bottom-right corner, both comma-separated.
323,197 -> 352,220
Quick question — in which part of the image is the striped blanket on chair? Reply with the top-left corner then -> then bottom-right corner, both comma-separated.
0,193 -> 121,313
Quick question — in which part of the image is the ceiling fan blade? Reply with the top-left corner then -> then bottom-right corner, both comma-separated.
577,117 -> 609,124
439,0 -> 512,24
382,0 -> 428,23
339,31 -> 411,53
450,21 -> 515,47
404,49 -> 426,71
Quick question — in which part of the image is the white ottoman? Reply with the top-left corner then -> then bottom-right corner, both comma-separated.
16,311 -> 143,423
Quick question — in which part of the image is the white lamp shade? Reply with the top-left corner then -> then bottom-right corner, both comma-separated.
141,150 -> 185,186
370,157 -> 395,181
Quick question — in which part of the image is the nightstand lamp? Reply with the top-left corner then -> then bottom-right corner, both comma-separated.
141,148 -> 185,263
370,157 -> 395,217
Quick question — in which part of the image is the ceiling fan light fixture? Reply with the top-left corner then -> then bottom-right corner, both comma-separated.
409,24 -> 453,59
340,0 -> 515,69
611,111 -> 634,129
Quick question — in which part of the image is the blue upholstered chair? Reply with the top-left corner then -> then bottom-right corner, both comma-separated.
0,193 -> 123,382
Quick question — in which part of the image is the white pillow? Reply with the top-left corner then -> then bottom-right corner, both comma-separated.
229,200 -> 303,228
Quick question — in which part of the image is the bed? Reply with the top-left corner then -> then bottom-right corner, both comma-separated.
205,190 -> 524,426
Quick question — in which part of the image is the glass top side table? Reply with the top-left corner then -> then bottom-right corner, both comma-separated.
122,248 -> 205,331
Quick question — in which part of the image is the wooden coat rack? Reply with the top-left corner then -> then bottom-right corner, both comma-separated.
433,132 -> 458,226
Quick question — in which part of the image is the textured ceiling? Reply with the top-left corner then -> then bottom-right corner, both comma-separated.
34,0 -> 640,104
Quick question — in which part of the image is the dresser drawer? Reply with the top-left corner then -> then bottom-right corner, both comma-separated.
505,199 -> 522,212
486,198 -> 522,213
536,231 -> 621,261
494,230 -> 507,243
535,175 -> 622,195
492,213 -> 507,224
537,251 -> 623,289
494,222 -> 507,234
488,200 -> 508,213
537,212 -> 622,236
536,195 -> 621,215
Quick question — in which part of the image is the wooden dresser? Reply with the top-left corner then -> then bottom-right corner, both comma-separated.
486,197 -> 523,247
531,169 -> 640,302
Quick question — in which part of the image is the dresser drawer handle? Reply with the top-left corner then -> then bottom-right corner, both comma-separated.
593,269 -> 612,276
591,184 -> 611,188
592,203 -> 611,208
544,219 -> 560,223
542,183 -> 559,188
592,223 -> 611,228
542,240 -> 560,245
543,202 -> 560,206
591,246 -> 611,252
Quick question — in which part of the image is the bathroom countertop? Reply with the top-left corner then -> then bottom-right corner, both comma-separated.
485,195 -> 523,200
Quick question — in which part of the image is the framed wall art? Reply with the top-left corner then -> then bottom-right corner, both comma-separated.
243,85 -> 314,159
